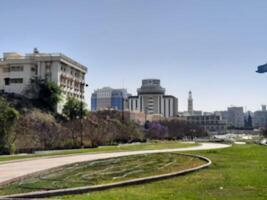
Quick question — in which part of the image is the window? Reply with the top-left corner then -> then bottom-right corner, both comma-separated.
2,67 -> 10,73
10,66 -> 23,72
4,78 -> 10,85
10,78 -> 23,84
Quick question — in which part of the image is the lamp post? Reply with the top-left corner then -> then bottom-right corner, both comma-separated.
121,96 -> 125,123
80,83 -> 88,148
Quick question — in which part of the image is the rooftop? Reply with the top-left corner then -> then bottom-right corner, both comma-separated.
0,50 -> 87,72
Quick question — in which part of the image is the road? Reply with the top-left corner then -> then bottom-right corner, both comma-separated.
0,143 -> 230,185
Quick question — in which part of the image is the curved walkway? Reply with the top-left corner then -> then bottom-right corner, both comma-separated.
0,143 -> 230,186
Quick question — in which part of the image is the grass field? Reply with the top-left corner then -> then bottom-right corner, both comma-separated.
59,144 -> 267,200
0,153 -> 205,196
0,141 -> 198,163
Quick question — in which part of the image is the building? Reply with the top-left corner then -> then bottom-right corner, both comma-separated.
128,79 -> 178,119
0,49 -> 87,112
226,107 -> 245,128
253,105 -> 267,128
91,87 -> 130,111
188,90 -> 193,115
180,91 -> 202,116
186,114 -> 227,134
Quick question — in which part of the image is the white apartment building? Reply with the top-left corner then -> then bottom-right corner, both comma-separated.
253,105 -> 267,128
226,107 -> 245,128
0,49 -> 87,112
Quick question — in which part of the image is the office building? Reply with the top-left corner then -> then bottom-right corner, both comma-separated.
226,107 -> 245,128
186,114 -> 227,134
253,105 -> 267,128
128,79 -> 178,118
0,49 -> 87,112
91,87 -> 130,111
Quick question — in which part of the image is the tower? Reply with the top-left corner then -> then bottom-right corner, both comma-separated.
188,91 -> 193,115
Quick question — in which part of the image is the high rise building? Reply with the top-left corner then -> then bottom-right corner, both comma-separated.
91,87 -> 130,111
227,106 -> 245,128
128,79 -> 178,118
253,105 -> 267,128
188,90 -> 193,115
0,49 -> 87,112
262,105 -> 266,112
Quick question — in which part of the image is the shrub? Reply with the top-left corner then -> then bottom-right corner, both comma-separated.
0,97 -> 19,154
15,109 -> 71,151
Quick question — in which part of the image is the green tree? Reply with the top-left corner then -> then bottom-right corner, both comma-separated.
63,97 -> 88,147
38,81 -> 62,112
63,97 -> 87,120
0,97 -> 19,154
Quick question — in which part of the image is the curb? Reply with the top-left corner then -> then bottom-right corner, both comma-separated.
1,153 -> 211,199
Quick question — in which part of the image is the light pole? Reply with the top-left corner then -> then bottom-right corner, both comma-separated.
80,83 -> 88,148
121,96 -> 125,123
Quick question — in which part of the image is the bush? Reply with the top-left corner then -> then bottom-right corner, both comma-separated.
0,97 -> 19,154
15,109 -> 71,151
146,119 -> 208,140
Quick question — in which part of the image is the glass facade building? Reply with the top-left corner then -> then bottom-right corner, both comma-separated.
91,87 -> 130,111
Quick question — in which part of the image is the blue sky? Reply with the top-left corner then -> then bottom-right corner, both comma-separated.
1,0 -> 267,111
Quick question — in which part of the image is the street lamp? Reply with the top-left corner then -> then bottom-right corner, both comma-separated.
80,83 -> 88,148
121,96 -> 126,123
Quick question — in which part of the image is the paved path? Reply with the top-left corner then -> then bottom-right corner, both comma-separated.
0,143 -> 230,185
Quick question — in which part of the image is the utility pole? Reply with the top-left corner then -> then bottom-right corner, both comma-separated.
121,97 -> 125,123
80,83 -> 88,148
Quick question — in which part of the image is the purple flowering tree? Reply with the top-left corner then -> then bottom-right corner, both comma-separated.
146,121 -> 168,140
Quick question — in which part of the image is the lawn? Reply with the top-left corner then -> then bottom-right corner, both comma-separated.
0,153 -> 205,196
59,144 -> 267,200
0,141 -> 197,163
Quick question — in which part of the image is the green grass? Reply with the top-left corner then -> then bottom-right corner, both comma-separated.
0,153 -> 205,196
59,144 -> 267,200
0,141 -> 197,163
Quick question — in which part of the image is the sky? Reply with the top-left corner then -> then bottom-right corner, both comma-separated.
0,0 -> 267,112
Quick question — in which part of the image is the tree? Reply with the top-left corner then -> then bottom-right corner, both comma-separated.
63,97 -> 87,120
82,117 -> 107,148
145,121 -> 168,140
245,113 -> 253,129
63,97 -> 88,147
112,120 -> 143,143
23,79 -> 62,112
38,81 -> 62,112
0,97 -> 19,154
15,109 -> 72,151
